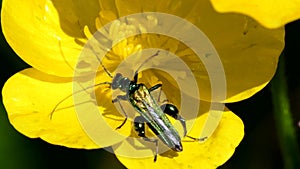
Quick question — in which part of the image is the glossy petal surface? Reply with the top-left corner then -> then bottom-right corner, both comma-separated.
1,0 -> 285,101
2,68 -> 131,149
116,107 -> 244,169
210,0 -> 300,28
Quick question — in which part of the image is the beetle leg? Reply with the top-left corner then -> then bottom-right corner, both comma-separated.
148,84 -> 162,92
148,83 -> 168,103
160,104 -> 187,136
160,105 -> 207,141
112,95 -> 128,129
185,135 -> 208,142
112,95 -> 127,103
134,116 -> 159,162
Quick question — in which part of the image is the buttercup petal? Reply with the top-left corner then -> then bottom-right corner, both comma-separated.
210,0 -> 300,28
1,1 -> 284,166
1,0 -> 285,101
2,68 -> 131,149
1,0 -> 96,77
183,1 -> 285,102
95,0 -> 285,102
115,105 -> 244,169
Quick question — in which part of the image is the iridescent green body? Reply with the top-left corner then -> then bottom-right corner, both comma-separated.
128,83 -> 183,151
109,51 -> 186,157
51,50 -> 190,161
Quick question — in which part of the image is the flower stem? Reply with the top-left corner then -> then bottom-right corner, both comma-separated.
270,53 -> 300,169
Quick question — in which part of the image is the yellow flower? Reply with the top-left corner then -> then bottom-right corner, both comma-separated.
1,0 -> 284,168
210,0 -> 300,28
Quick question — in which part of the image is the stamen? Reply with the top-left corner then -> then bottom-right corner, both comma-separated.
84,25 -> 93,39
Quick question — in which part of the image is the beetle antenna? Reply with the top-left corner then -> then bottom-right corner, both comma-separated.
89,45 -> 114,78
49,82 -> 111,120
135,50 -> 160,75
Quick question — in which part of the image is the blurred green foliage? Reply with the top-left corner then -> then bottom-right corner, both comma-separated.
1,1 -> 300,168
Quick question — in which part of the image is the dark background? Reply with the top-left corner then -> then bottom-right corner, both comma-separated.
1,1 -> 300,168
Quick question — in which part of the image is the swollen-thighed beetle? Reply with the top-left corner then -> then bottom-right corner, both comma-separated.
50,49 -> 206,162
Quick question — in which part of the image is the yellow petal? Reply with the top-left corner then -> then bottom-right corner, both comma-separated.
2,68 -> 131,149
94,1 -> 285,102
210,0 -> 300,28
1,0 -> 98,77
2,0 -> 284,102
184,1 -> 285,102
108,30 -> 283,103
115,104 -> 244,169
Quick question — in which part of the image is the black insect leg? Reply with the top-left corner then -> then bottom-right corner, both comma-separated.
148,84 -> 168,103
160,104 -> 187,136
149,84 -> 186,136
112,95 -> 127,103
149,84 -> 163,101
112,95 -> 128,129
148,84 -> 162,92
134,116 -> 159,162
185,135 -> 208,142
160,105 -> 207,141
